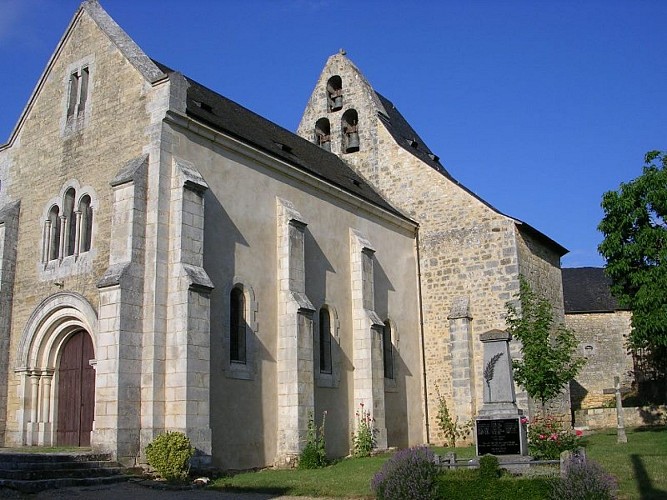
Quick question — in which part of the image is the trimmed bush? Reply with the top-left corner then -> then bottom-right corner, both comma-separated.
371,446 -> 440,500
550,455 -> 617,500
479,454 -> 501,480
145,431 -> 194,481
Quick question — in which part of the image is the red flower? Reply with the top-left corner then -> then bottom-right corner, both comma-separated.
575,430 -> 583,437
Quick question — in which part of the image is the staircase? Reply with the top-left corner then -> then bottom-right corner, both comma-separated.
0,449 -> 129,493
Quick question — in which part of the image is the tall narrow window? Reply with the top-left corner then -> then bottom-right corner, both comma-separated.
67,71 -> 80,118
382,320 -> 394,380
64,188 -> 76,256
79,195 -> 93,253
48,206 -> 60,261
230,287 -> 246,363
66,66 -> 90,120
319,308 -> 332,374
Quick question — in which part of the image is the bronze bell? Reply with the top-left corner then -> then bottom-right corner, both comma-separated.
346,131 -> 360,153
330,89 -> 343,111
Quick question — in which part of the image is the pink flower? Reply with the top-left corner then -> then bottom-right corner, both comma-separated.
549,433 -> 558,441
575,430 -> 583,437
539,434 -> 546,440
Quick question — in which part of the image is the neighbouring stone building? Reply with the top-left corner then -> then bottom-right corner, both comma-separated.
0,1 -> 570,468
563,267 -> 634,410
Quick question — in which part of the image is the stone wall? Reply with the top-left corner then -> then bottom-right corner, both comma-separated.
566,311 -> 634,410
0,8 -> 156,446
574,405 -> 666,429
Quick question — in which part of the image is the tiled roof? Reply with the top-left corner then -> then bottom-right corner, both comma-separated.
153,61 -> 409,222
562,267 -> 626,313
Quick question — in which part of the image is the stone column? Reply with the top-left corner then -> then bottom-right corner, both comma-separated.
350,229 -> 387,450
448,296 -> 476,421
276,198 -> 315,466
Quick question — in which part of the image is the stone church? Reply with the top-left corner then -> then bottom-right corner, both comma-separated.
0,1 -> 567,469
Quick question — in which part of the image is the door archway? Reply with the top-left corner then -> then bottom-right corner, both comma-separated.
56,330 -> 95,446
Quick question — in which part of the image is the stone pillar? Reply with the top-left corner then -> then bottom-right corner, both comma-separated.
448,296 -> 476,421
276,198 -> 315,466
350,229 -> 387,450
95,155 -> 148,463
0,201 -> 20,446
164,158 -> 213,467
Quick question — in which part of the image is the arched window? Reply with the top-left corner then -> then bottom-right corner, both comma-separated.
382,320 -> 394,380
230,286 -> 246,363
342,109 -> 359,153
79,195 -> 93,253
326,75 -> 343,112
315,118 -> 331,151
319,307 -> 332,374
64,188 -> 76,257
48,206 -> 60,261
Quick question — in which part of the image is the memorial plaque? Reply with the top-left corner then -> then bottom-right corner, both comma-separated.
476,418 -> 521,455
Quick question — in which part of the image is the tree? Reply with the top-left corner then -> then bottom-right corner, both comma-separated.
598,150 -> 667,383
506,276 -> 584,411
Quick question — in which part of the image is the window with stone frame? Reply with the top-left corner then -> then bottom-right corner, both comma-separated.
229,286 -> 246,364
66,66 -> 89,120
319,307 -> 333,374
42,184 -> 94,264
382,320 -> 394,380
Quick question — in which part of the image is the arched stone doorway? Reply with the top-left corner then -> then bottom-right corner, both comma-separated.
56,330 -> 95,446
16,292 -> 98,447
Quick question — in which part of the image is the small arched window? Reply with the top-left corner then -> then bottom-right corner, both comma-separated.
79,194 -> 93,253
315,118 -> 331,151
64,188 -> 76,256
230,286 -> 246,363
342,109 -> 359,153
382,320 -> 394,380
326,75 -> 343,112
48,206 -> 60,261
319,307 -> 332,374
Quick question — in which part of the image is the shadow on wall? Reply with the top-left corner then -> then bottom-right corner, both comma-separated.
569,379 -> 588,411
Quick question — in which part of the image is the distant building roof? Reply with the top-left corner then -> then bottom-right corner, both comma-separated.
562,267 -> 627,313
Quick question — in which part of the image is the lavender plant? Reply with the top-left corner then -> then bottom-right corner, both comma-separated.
550,455 -> 618,500
371,446 -> 440,500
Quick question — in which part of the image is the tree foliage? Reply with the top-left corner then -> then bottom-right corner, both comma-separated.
506,277 -> 584,409
598,150 -> 667,378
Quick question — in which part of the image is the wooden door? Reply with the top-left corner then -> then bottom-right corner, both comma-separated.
57,330 -> 95,446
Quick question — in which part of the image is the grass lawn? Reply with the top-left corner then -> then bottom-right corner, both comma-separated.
210,426 -> 666,499
584,426 -> 667,500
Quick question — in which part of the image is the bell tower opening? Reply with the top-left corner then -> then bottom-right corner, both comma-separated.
326,75 -> 343,112
342,109 -> 359,153
315,118 -> 331,151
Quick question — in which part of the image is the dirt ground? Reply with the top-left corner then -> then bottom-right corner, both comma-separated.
0,480 -> 323,500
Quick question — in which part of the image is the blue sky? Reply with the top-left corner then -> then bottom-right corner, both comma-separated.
1,0 -> 666,268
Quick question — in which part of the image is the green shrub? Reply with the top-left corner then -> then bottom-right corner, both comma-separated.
352,403 -> 376,457
299,410 -> 327,469
527,416 -> 583,460
145,431 -> 194,481
479,454 -> 500,480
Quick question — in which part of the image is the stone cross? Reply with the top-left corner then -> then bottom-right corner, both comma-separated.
603,376 -> 627,444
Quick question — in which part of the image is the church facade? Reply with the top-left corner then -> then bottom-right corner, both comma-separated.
0,1 -> 567,469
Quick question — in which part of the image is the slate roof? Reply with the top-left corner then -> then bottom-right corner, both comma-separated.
152,61 -> 409,222
562,267 -> 627,313
374,91 -> 568,256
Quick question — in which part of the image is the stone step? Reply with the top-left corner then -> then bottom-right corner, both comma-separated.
0,474 -> 131,494
0,465 -> 124,480
0,451 -> 112,464
0,459 -> 120,471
